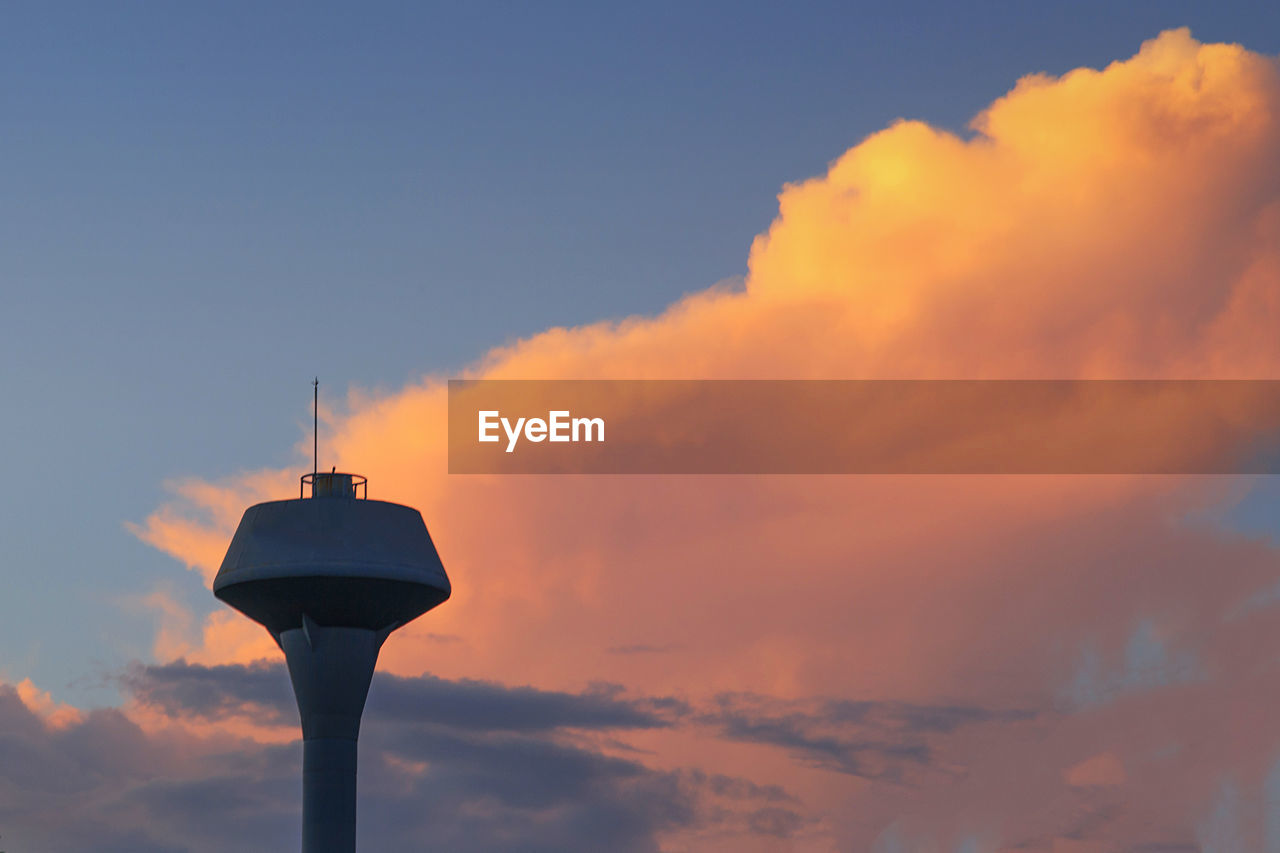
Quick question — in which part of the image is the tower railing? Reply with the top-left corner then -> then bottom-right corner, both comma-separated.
301,472 -> 368,499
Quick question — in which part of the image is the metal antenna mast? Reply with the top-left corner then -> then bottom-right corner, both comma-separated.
313,377 -> 319,476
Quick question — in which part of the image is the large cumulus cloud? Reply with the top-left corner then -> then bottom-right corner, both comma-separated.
109,29 -> 1280,850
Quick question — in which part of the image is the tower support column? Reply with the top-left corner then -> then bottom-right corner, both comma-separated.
302,737 -> 359,852
280,620 -> 387,853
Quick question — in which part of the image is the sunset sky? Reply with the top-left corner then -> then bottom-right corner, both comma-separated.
5,3 -> 1280,851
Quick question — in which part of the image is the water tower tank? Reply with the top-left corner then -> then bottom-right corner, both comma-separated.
213,471 -> 451,853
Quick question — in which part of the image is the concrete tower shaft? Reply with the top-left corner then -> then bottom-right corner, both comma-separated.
213,472 -> 451,853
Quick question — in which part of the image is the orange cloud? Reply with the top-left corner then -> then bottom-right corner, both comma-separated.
125,30 -> 1280,849
15,678 -> 84,730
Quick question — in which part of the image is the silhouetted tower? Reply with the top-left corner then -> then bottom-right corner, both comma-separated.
213,470 -> 451,852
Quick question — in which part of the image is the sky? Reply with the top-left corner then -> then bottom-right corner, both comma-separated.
5,2 -> 1280,851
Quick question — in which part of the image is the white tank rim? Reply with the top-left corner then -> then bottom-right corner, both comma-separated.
213,561 -> 450,592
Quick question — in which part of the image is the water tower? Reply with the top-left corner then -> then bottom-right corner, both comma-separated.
213,467 -> 451,852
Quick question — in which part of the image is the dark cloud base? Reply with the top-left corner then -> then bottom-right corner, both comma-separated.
0,663 -> 1102,851
0,667 -> 801,853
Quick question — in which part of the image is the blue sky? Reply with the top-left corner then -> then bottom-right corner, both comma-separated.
2,0 -> 1279,707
